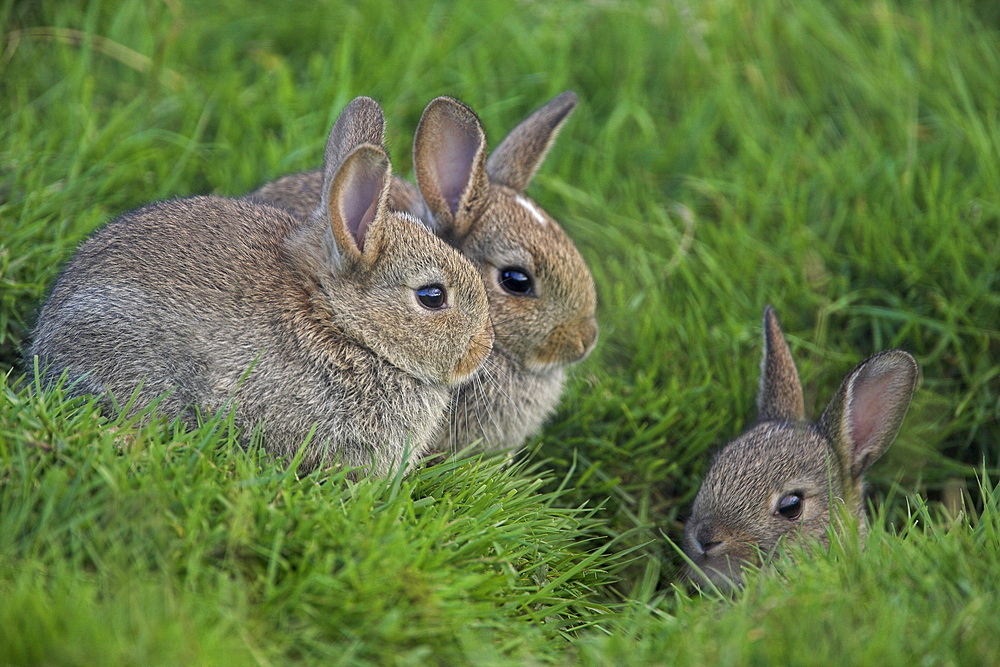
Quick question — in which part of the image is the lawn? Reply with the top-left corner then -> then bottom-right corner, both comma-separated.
1,0 -> 998,664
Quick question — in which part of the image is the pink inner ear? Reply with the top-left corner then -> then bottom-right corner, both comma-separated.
849,370 -> 900,448
433,120 -> 478,214
341,163 -> 383,252
353,197 -> 379,252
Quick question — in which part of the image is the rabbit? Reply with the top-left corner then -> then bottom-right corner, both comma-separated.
251,92 -> 598,456
683,306 -> 919,589
28,97 -> 494,476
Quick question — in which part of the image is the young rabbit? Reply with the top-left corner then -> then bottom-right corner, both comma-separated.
683,306 -> 918,588
28,97 -> 494,476
252,92 -> 598,455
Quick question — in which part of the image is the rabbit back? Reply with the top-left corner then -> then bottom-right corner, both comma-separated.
251,169 -> 430,223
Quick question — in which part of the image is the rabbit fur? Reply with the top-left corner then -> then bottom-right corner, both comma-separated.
29,97 -> 494,476
251,92 -> 598,456
683,306 -> 919,588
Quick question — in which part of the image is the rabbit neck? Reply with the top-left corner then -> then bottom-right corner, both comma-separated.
429,349 -> 567,456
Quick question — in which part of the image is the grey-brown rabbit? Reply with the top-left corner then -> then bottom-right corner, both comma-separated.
252,92 -> 598,456
29,97 -> 494,475
683,306 -> 919,588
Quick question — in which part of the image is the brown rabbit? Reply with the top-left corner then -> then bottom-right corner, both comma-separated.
252,92 -> 598,455
29,97 -> 494,475
683,306 -> 919,588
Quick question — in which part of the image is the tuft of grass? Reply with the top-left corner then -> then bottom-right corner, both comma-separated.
0,372 -> 627,664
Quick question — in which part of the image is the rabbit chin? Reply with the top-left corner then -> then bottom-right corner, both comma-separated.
686,554 -> 751,591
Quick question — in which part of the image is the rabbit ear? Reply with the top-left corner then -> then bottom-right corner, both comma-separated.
327,144 -> 392,259
318,97 -> 387,237
820,350 -> 919,480
321,96 -> 386,174
413,97 -> 489,239
485,91 -> 577,193
756,306 -> 806,422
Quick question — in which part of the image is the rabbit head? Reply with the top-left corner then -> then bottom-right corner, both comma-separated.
410,92 -> 598,374
683,306 -> 918,589
287,97 -> 494,387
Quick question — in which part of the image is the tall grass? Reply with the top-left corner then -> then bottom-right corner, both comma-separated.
1,0 -> 997,663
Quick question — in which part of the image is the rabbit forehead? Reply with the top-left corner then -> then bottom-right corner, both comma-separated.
696,423 -> 838,517
367,214 -> 476,286
476,186 -> 567,246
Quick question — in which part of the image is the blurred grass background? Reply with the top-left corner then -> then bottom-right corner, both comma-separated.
1,0 -> 997,664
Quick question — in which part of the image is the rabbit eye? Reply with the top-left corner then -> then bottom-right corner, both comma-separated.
415,284 -> 447,310
776,493 -> 803,520
498,267 -> 534,296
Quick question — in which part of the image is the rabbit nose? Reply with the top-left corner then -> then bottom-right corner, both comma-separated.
696,527 -> 722,555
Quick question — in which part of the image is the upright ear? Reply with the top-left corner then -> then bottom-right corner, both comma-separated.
322,96 -> 386,175
327,144 -> 392,262
318,97 -> 387,227
413,96 -> 489,240
820,350 -> 919,480
756,306 -> 806,423
485,90 -> 577,193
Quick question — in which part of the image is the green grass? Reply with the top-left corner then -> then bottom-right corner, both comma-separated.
576,484 -> 1000,666
1,0 -> 998,664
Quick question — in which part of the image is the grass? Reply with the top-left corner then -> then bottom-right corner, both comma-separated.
1,0 -> 998,663
576,483 -> 1000,666
0,374 -> 625,665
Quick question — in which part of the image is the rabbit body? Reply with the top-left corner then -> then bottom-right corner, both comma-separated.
30,98 -> 494,475
251,92 -> 598,456
683,307 -> 918,588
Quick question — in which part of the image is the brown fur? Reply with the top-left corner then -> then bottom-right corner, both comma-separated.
29,98 -> 493,476
250,92 -> 598,455
683,306 -> 919,588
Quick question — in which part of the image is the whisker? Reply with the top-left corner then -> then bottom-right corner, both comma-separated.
471,356 -> 509,448
450,383 -> 462,455
484,315 -> 531,330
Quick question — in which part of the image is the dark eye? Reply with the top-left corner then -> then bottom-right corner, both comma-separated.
416,284 -> 447,310
498,267 -> 534,295
776,493 -> 803,520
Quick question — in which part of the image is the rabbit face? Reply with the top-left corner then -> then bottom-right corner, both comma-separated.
324,212 -> 494,386
684,422 -> 847,589
459,186 -> 598,373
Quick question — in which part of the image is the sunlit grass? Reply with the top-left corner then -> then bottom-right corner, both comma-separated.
1,0 -> 997,663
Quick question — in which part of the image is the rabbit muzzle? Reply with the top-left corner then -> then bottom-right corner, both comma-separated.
683,521 -> 761,589
449,321 -> 495,384
531,316 -> 598,368
685,553 -> 745,590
